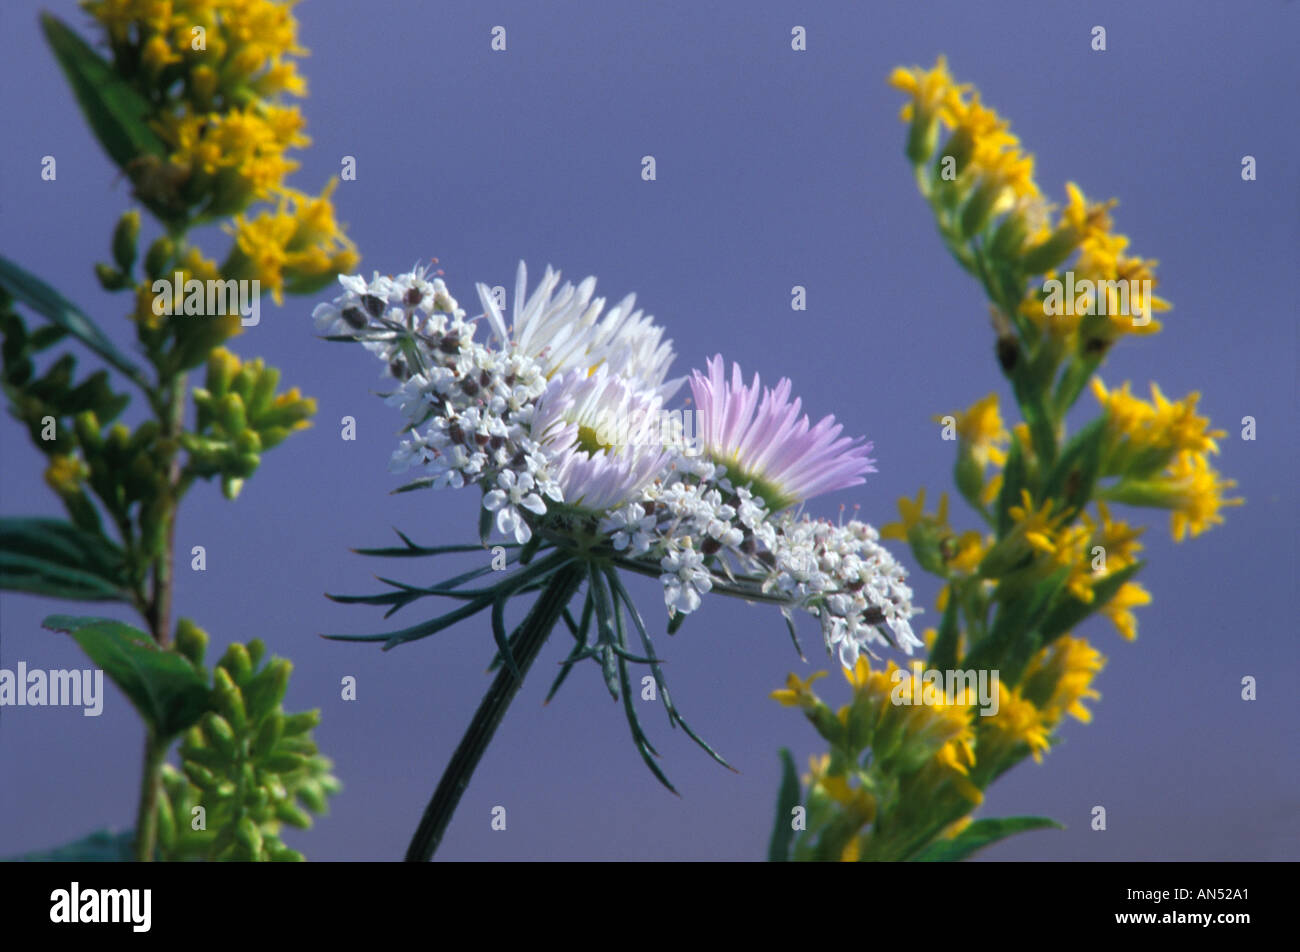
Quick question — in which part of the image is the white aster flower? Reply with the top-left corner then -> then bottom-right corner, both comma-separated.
477,261 -> 681,396
532,366 -> 672,514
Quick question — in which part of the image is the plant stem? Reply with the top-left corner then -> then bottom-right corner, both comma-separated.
405,561 -> 583,862
133,729 -> 166,861
133,373 -> 187,861
148,372 -> 187,648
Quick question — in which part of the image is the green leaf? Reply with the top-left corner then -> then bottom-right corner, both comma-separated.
5,829 -> 140,862
911,816 -> 1062,861
1039,560 -> 1145,645
767,748 -> 802,862
43,615 -> 211,737
995,432 -> 1028,537
1043,417 -> 1106,520
966,567 -> 1067,675
0,255 -> 147,388
39,14 -> 166,172
0,517 -> 131,602
928,589 -> 963,671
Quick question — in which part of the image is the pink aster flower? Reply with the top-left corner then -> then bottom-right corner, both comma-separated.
688,355 -> 876,510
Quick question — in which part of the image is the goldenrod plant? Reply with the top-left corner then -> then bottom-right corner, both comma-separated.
0,0 -> 352,861
767,57 -> 1242,862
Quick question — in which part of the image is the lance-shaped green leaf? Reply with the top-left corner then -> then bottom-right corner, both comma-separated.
910,816 -> 1062,861
927,588 -> 963,672
43,615 -> 211,737
767,748 -> 802,862
1038,560 -> 1145,645
39,14 -> 166,172
965,567 -> 1068,676
607,569 -> 733,770
0,517 -> 131,602
995,431 -> 1029,537
351,529 -> 518,558
0,255 -> 148,388
1043,417 -> 1106,520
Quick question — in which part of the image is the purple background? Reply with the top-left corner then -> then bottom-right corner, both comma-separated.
1,0 -> 1296,861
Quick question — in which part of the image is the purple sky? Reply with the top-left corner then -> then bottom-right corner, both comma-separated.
1,0 -> 1296,861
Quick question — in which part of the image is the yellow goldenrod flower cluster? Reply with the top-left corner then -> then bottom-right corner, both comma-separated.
1089,379 -> 1241,542
223,182 -> 359,303
80,0 -> 357,309
892,56 -> 1170,363
774,656 -> 982,861
881,488 -> 989,580
769,59 -> 1242,863
84,0 -> 307,103
976,636 -> 1104,764
1019,636 -> 1106,726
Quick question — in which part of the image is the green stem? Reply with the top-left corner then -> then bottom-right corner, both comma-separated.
132,730 -> 166,861
405,561 -> 583,862
133,372 -> 187,861
148,372 -> 186,647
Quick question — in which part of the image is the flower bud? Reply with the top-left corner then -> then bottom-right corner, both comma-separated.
218,642 -> 254,685
174,618 -> 209,667
251,711 -> 284,759
112,210 -> 140,273
217,393 -> 247,435
281,710 -> 321,737
94,262 -> 128,291
213,667 -> 247,731
202,712 -> 239,757
143,237 -> 174,282
235,817 -> 263,857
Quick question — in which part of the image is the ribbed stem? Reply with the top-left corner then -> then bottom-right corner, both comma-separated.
405,561 -> 583,862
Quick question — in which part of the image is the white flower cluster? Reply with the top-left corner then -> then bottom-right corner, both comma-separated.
314,262 -> 921,665
600,462 -> 922,665
313,264 -> 560,543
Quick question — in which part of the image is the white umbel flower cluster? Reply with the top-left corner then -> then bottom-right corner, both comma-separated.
313,261 -> 921,664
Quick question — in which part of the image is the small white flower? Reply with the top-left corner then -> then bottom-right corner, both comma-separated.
482,470 -> 548,543
660,546 -> 712,615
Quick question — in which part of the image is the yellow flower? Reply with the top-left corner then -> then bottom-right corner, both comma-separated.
1007,489 -> 1065,553
44,455 -> 90,495
979,470 -> 1003,507
888,55 -> 964,124
1099,581 -> 1152,641
84,0 -> 308,102
847,657 -> 976,774
1061,182 -> 1117,247
1091,379 -> 1227,473
940,392 -> 1009,468
225,182 -> 359,303
1164,451 -> 1243,542
1074,232 -> 1172,335
880,488 -> 942,541
1084,502 -> 1145,576
156,105 -> 308,210
980,683 -> 1051,764
1022,636 -> 1106,725
770,671 -> 826,709
946,530 -> 988,574
944,91 -> 1040,201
